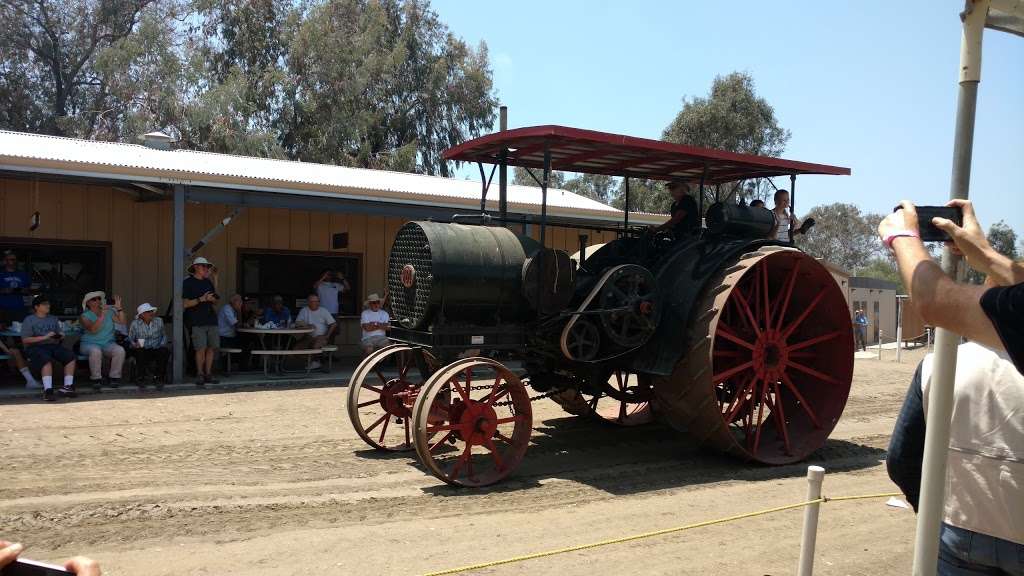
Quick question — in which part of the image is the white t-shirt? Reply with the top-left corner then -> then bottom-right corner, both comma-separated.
316,282 -> 345,315
773,210 -> 792,242
297,306 -> 336,337
360,309 -> 390,340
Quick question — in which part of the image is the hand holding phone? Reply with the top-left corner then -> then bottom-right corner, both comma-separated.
900,205 -> 964,242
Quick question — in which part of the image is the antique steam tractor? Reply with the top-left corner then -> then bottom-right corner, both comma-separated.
346,126 -> 854,486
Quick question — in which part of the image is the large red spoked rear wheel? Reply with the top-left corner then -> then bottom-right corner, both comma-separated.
550,369 -> 654,426
347,344 -> 437,451
654,247 -> 853,464
412,358 -> 532,486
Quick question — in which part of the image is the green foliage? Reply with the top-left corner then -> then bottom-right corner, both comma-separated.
0,0 -> 497,176
798,203 -> 884,272
0,0 -> 159,137
563,173 -> 616,204
611,178 -> 671,214
858,257 -> 904,294
283,0 -> 496,175
662,72 -> 790,202
967,220 -> 1020,284
512,166 -> 567,189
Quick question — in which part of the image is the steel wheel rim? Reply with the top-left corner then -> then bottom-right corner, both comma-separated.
412,358 -> 532,487
347,344 -> 437,451
710,250 -> 853,463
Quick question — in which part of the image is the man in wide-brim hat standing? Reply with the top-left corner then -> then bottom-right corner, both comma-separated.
182,257 -> 220,386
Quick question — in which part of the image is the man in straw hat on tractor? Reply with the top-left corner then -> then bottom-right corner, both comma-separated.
182,257 -> 220,386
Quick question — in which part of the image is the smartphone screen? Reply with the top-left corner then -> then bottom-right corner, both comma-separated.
893,205 -> 963,242
1,558 -> 75,576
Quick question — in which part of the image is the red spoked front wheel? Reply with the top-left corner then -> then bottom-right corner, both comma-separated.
346,344 -> 437,451
412,358 -> 532,486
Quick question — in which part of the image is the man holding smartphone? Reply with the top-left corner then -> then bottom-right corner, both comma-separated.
182,257 -> 220,386
881,200 -> 1023,574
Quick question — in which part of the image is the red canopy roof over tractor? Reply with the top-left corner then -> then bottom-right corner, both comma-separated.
444,125 -> 850,184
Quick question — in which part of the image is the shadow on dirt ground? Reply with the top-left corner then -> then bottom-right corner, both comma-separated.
418,414 -> 886,498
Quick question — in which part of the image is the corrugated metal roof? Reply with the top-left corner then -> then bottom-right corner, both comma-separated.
0,130 -> 662,223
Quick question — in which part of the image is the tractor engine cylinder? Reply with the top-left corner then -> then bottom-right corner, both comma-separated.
388,221 -> 541,329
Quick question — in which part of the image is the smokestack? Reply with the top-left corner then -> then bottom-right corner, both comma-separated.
500,106 -> 508,131
139,131 -> 175,151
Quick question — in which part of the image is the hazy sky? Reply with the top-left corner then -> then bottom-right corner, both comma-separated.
433,0 -> 1024,237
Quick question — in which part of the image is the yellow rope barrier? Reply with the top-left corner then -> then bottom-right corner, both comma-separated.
421,492 -> 902,576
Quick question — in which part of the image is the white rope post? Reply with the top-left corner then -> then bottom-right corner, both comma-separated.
797,465 -> 826,576
896,297 -> 904,363
877,330 -> 883,360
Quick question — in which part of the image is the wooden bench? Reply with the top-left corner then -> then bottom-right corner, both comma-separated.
251,348 -> 322,378
320,345 -> 338,371
219,348 -> 244,375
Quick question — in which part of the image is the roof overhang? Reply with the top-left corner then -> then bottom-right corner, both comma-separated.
0,157 -> 663,228
444,125 -> 851,184
988,0 -> 1024,37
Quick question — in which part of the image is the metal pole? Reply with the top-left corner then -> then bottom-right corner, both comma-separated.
623,177 -> 630,231
540,145 -> 550,247
913,2 -> 986,574
878,330 -> 883,360
797,465 -> 826,576
499,106 -> 508,221
790,174 -> 798,246
172,184 -> 185,384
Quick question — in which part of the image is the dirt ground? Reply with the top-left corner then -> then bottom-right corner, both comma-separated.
0,348 -> 927,576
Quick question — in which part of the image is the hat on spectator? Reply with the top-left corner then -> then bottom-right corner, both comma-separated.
31,294 -> 49,308
364,293 -> 382,306
136,303 -> 158,318
82,290 -> 106,311
188,256 -> 215,273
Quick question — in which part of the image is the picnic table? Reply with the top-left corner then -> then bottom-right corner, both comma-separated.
237,327 -> 319,377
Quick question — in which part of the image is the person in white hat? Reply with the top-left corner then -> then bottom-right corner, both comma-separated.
79,290 -> 126,389
182,256 -> 220,386
128,303 -> 169,389
359,293 -> 390,355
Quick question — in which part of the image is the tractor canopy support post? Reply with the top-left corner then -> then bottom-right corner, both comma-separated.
623,176 -> 630,231
540,145 -> 550,247
790,174 -> 798,246
698,165 -> 708,231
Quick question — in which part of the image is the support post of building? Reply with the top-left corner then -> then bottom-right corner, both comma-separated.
913,2 -> 987,573
172,184 -> 186,384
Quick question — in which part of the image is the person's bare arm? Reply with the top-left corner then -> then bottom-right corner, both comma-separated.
880,201 -> 1005,352
654,211 -> 685,232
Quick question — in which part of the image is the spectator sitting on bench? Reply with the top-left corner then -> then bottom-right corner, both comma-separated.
79,291 -> 126,390
21,294 -> 77,401
262,295 -> 292,327
219,294 -> 254,371
294,293 -> 337,371
0,323 -> 39,390
360,293 -> 390,355
128,303 -> 169,388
